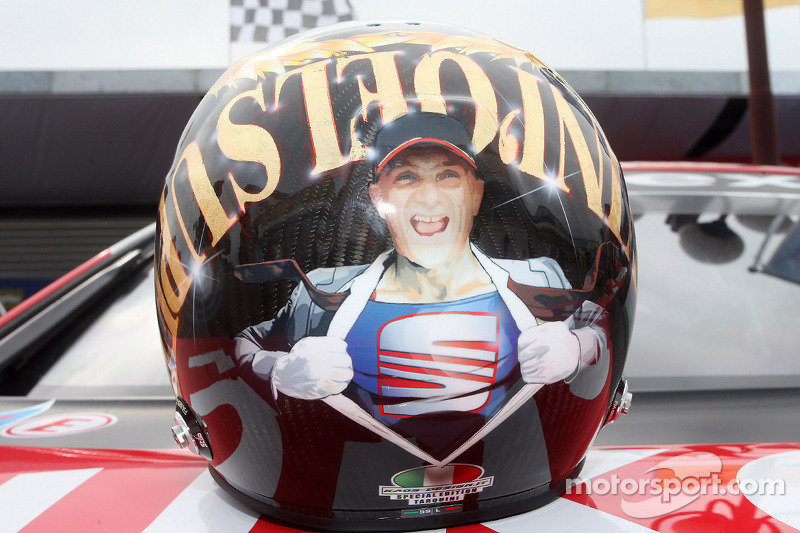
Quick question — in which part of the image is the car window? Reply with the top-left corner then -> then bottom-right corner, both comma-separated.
626,206 -> 800,391
27,267 -> 171,399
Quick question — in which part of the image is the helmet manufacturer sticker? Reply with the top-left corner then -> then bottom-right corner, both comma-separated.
379,464 -> 494,506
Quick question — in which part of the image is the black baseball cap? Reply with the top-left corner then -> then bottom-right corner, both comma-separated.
373,113 -> 477,174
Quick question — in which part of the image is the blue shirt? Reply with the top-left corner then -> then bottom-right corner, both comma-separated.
344,291 -> 521,429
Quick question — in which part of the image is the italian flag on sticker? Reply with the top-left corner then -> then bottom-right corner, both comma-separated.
392,464 -> 484,487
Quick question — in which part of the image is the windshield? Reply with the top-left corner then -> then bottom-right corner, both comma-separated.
626,210 -> 800,391
26,267 -> 171,399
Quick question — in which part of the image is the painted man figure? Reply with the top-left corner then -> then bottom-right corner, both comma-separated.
234,113 -> 609,461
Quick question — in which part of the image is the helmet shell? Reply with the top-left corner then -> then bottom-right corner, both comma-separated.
156,20 -> 635,530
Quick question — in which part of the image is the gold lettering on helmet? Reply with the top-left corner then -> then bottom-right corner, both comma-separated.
217,83 -> 282,211
156,291 -> 179,343
553,90 -> 613,235
552,89 -> 595,196
552,88 -> 626,246
501,69 -> 554,187
500,66 -> 627,246
180,142 -> 238,246
156,197 -> 192,316
336,51 -> 408,123
607,156 -> 624,246
595,126 -> 625,246
414,50 -> 498,153
275,61 -> 348,175
155,192 -> 190,344
498,109 -> 521,164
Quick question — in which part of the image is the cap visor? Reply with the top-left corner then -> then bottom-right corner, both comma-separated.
375,138 -> 477,174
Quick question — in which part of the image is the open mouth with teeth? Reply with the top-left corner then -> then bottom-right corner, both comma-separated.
410,215 -> 449,236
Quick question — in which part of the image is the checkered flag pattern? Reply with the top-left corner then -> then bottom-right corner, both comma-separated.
230,0 -> 354,43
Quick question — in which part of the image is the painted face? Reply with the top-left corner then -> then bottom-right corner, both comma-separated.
369,146 -> 484,269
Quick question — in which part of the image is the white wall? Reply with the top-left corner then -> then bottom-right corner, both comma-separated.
0,0 -> 229,70
645,5 -> 800,71
350,0 -> 647,70
0,0 -> 798,73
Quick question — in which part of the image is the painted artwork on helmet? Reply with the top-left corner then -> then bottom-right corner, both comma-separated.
155,21 -> 635,531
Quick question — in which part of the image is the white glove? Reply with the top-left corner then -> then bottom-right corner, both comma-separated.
517,321 -> 580,384
272,336 -> 353,400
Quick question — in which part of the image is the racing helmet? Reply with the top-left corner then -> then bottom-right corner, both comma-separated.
156,20 -> 636,531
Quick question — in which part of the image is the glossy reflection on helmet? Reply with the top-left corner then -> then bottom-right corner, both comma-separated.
155,20 -> 636,531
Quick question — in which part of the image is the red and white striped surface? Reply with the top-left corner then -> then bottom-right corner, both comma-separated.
2,443 -> 798,533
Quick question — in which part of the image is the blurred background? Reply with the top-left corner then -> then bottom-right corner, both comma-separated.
1,0 -> 798,308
